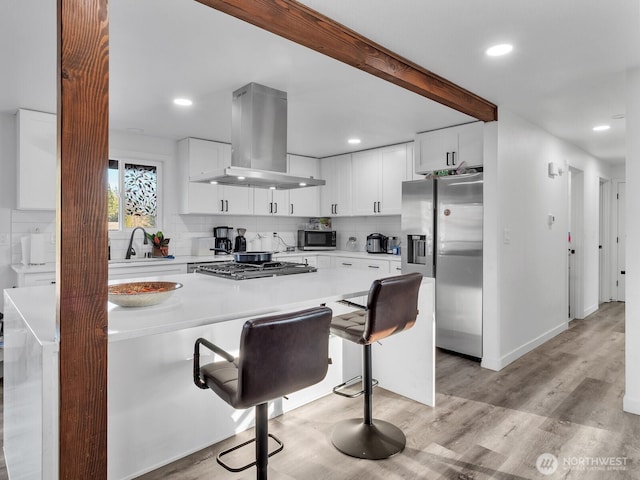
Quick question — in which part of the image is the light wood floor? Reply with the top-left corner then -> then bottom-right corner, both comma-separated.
2,302 -> 637,479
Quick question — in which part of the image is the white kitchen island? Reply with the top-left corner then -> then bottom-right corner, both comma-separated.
3,268 -> 434,480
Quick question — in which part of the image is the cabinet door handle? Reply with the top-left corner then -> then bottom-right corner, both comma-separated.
341,262 -> 352,266
446,152 -> 450,166
451,151 -> 456,166
274,202 -> 278,214
377,201 -> 381,213
373,201 -> 377,213
368,265 -> 380,269
220,200 -> 225,212
269,202 -> 273,214
335,204 -> 338,215
331,204 -> 335,214
225,200 -> 229,212
290,204 -> 294,215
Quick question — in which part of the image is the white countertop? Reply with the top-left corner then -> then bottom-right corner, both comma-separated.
5,267 -> 417,345
10,250 -> 400,274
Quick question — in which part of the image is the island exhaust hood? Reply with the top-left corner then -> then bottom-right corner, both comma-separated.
190,83 -> 325,190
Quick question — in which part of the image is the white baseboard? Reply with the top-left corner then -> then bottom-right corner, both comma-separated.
481,322 -> 568,371
623,395 -> 640,416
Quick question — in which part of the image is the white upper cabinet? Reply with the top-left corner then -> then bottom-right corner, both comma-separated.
17,109 -> 56,210
252,154 -> 320,217
253,188 -> 289,216
352,144 -> 408,215
320,154 -> 352,217
415,122 -> 483,174
178,137 -> 254,215
288,154 -> 320,217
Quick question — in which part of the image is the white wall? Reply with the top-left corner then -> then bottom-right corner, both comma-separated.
482,109 -> 611,371
624,66 -> 640,415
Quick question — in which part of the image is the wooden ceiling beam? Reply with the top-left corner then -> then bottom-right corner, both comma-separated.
195,0 -> 498,122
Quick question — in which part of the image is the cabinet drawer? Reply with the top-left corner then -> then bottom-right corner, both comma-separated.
23,272 -> 56,287
333,257 -> 390,272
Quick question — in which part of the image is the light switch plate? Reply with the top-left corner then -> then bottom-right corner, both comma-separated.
502,228 -> 511,245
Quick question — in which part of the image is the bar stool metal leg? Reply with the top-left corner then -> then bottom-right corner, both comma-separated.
330,344 -> 406,459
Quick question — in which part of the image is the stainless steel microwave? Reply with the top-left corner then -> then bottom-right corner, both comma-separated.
297,230 -> 337,250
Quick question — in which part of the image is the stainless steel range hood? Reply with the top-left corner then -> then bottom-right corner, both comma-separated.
190,83 -> 325,190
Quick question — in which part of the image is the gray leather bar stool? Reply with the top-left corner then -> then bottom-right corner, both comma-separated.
193,306 -> 332,480
330,272 -> 422,460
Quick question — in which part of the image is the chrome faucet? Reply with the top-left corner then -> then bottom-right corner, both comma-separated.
125,227 -> 148,259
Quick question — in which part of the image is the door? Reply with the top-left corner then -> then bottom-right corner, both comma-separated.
435,173 -> 483,358
618,182 -> 626,301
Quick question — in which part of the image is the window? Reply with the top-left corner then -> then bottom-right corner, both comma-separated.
108,159 -> 161,231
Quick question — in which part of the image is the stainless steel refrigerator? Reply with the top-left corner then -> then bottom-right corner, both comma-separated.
401,173 -> 483,358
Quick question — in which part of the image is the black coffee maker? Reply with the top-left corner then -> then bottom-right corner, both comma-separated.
213,226 -> 232,255
234,228 -> 247,252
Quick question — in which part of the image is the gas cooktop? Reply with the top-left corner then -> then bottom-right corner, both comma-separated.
196,261 -> 317,280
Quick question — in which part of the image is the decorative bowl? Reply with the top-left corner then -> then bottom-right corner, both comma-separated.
108,281 -> 183,307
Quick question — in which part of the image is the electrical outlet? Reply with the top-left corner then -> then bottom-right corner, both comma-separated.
0,233 -> 9,246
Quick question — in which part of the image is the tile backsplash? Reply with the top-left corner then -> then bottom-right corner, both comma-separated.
10,210 -> 401,264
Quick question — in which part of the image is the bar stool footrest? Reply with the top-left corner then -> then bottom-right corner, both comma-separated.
332,375 -> 379,398
216,433 -> 284,473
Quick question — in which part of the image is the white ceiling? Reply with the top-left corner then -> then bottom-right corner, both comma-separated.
1,0 -> 638,162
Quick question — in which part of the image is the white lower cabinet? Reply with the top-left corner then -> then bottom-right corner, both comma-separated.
18,272 -> 56,287
333,256 -> 390,272
277,255 -> 317,267
14,263 -> 189,287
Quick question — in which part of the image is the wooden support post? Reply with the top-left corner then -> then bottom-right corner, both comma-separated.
57,0 -> 109,478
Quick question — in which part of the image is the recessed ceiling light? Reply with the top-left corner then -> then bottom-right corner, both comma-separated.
348,138 -> 361,145
209,181 -> 218,185
173,98 -> 193,106
593,125 -> 611,132
237,176 -> 246,180
299,182 -> 307,187
269,186 -> 276,190
485,44 -> 513,57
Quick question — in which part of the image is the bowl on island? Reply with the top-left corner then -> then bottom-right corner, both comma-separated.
108,281 -> 183,307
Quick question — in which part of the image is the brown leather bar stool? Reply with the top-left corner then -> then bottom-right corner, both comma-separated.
330,272 -> 422,460
193,306 -> 332,480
